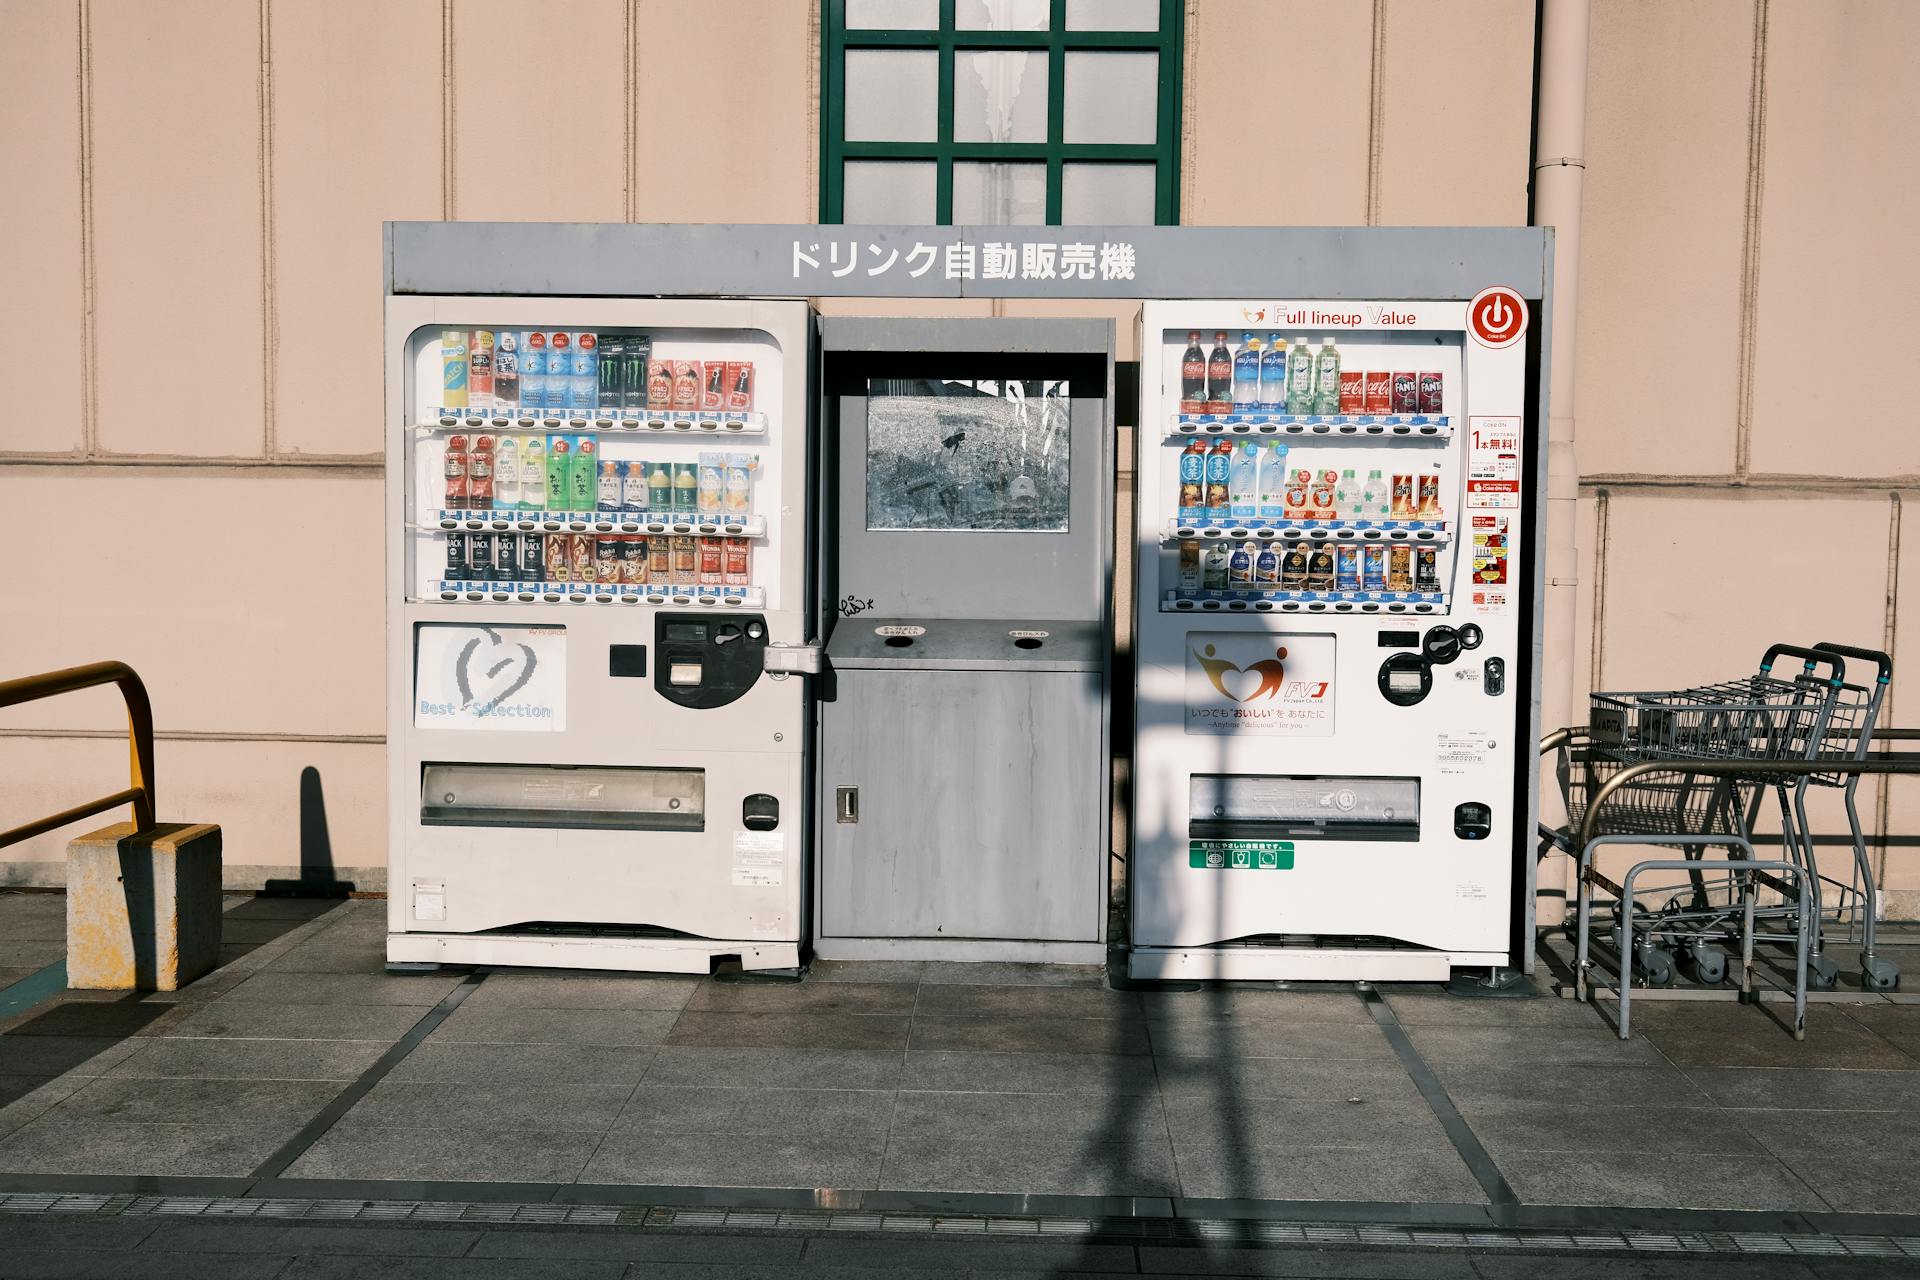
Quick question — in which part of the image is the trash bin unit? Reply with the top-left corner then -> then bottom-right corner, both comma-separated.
812,318 -> 1114,963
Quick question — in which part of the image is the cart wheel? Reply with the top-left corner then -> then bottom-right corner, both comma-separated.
1862,956 -> 1901,992
1809,954 -> 1840,991
1637,946 -> 1677,988
1684,944 -> 1729,986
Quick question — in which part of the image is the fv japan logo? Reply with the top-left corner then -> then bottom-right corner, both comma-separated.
1191,643 -> 1328,704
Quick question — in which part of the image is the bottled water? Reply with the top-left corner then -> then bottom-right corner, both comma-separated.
1259,333 -> 1288,409
1313,338 -> 1341,416
1257,443 -> 1290,520
1335,468 -> 1362,520
1361,469 -> 1390,521
1232,333 -> 1262,406
1286,338 -> 1315,415
1229,441 -> 1262,519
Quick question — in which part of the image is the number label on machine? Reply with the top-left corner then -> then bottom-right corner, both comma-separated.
414,624 -> 567,732
1184,631 -> 1336,736
1189,839 -> 1295,870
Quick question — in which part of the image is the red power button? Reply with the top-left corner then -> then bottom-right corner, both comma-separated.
1468,286 -> 1528,349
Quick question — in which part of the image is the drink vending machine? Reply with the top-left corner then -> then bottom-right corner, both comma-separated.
384,298 -> 817,972
1129,296 -> 1539,982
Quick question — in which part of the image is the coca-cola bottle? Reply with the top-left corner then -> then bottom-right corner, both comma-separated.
1206,332 -> 1233,411
1180,332 -> 1206,412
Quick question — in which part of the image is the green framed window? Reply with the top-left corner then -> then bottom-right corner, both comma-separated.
821,0 -> 1184,225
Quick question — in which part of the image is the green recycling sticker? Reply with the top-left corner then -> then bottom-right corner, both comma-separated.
1189,840 -> 1295,871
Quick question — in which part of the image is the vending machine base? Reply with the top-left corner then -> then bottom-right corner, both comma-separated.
386,931 -> 799,975
1127,944 -> 1510,984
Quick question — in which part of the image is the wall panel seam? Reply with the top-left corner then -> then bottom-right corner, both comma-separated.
625,0 -> 637,222
442,0 -> 456,220
0,730 -> 384,746
1732,0 -> 1769,479
259,0 -> 278,459
1365,0 -> 1386,226
1589,488 -> 1609,692
808,0 -> 821,222
77,0 -> 98,458
1179,0 -> 1197,221
1578,475 -> 1920,493
0,457 -> 382,475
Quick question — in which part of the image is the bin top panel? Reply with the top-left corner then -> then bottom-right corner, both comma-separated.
827,618 -> 1105,672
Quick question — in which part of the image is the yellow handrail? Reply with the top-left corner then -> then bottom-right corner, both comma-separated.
0,661 -> 156,849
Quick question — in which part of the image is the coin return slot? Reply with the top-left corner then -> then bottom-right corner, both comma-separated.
884,635 -> 915,648
1013,637 -> 1043,650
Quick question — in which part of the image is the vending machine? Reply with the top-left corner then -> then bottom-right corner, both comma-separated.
1129,294 -> 1540,982
384,297 -> 816,973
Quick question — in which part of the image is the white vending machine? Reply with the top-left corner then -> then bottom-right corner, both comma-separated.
1130,295 -> 1539,982
384,297 -> 816,973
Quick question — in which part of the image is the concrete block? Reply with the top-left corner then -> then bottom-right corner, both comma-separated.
66,823 -> 223,991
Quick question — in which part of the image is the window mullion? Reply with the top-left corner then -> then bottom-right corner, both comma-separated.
1045,0 -> 1066,223
937,0 -> 955,223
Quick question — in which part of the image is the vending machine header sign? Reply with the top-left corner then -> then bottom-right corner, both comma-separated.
388,223 -> 1551,304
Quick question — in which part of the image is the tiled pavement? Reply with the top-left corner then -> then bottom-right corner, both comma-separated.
3,892 -> 1920,1221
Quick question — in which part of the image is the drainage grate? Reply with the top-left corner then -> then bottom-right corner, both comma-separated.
3,1192 -> 1920,1259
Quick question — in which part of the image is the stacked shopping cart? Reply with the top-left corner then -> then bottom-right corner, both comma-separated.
1541,643 -> 1898,1039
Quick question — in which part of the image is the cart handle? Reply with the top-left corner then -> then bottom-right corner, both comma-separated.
1813,641 -> 1893,685
1760,644 -> 1845,686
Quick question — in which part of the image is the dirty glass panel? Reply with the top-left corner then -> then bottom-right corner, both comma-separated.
866,379 -> 1072,532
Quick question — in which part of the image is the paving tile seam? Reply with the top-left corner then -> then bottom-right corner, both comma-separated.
1631,1005 -> 1849,1215
245,972 -> 489,1182
1359,988 -> 1519,1210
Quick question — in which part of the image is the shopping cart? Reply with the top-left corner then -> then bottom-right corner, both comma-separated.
1589,643 -> 1896,991
1541,643 -> 1899,1036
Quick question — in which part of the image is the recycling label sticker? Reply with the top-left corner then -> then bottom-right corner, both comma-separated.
1189,840 -> 1295,870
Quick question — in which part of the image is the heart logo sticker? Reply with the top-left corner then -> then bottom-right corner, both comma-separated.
455,627 -> 539,714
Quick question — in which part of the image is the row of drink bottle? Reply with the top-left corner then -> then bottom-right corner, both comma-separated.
444,434 -> 756,517
439,331 -> 755,416
445,530 -> 750,588
1180,332 -> 1443,418
1181,541 -> 1442,595
1178,439 -> 1443,523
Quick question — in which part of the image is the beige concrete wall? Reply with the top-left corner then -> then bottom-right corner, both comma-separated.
1574,0 -> 1920,912
0,0 -> 813,884
5,0 -> 1918,914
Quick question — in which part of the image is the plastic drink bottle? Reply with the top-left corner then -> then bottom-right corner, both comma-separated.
1286,338 -> 1315,415
1204,438 -> 1233,513
1180,332 -> 1206,411
1232,333 -> 1262,407
1259,333 -> 1288,409
1313,338 -> 1341,416
494,435 -> 521,508
1257,442 -> 1290,520
1335,468 -> 1361,520
1206,332 -> 1233,410
520,435 -> 547,510
1362,469 -> 1390,520
1229,441 -> 1261,518
1177,438 -> 1207,519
